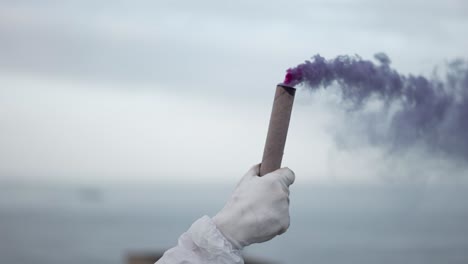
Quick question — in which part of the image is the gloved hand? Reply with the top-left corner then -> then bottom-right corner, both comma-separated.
213,164 -> 295,249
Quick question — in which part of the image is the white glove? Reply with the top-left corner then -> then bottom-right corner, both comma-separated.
213,164 -> 295,249
156,164 -> 295,264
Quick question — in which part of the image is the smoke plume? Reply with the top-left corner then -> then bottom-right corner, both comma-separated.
284,53 -> 468,159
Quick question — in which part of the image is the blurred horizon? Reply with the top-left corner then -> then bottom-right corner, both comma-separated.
2,181 -> 468,264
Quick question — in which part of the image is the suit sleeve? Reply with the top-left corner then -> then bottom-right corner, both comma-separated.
155,216 -> 244,264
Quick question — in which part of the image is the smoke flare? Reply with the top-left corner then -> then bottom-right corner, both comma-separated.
284,53 -> 468,159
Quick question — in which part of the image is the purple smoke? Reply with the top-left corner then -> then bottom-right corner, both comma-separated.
284,54 -> 468,159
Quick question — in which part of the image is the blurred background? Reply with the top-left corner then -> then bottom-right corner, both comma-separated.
1,0 -> 468,263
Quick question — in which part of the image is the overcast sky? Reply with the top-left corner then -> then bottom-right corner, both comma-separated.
1,0 -> 467,184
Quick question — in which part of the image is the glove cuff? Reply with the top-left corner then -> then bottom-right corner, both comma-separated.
185,216 -> 243,264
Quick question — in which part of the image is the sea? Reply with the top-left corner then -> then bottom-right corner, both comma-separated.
1,182 -> 468,264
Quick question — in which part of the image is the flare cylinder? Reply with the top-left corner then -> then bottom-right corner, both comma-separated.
259,84 -> 296,176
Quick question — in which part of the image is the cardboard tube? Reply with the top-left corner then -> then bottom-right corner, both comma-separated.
260,84 -> 296,176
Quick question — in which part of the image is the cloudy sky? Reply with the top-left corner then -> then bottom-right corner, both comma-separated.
1,0 -> 467,184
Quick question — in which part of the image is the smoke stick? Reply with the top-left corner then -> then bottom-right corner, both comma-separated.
260,84 -> 296,176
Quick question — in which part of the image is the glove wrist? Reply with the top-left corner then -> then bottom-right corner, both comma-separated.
163,216 -> 243,264
212,212 -> 244,250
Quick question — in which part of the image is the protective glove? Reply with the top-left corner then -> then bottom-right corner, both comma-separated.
213,164 -> 295,249
156,164 -> 295,264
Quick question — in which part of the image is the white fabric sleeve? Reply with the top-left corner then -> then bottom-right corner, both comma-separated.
155,216 -> 244,264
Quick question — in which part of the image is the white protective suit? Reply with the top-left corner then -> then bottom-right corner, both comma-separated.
155,164 -> 295,264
